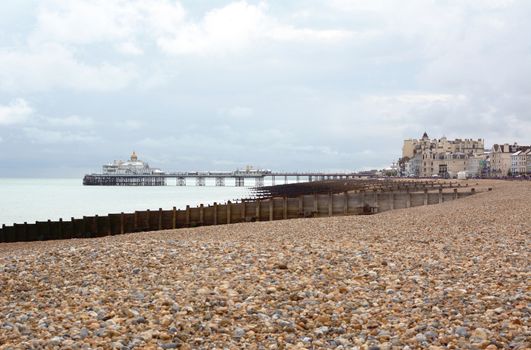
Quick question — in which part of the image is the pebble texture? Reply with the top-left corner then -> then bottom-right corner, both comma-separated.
0,180 -> 529,349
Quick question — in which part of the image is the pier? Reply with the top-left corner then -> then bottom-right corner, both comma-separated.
83,171 -> 374,187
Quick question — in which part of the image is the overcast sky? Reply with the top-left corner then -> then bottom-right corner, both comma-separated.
0,0 -> 530,177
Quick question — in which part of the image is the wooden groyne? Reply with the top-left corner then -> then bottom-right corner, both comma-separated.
0,182 -> 481,243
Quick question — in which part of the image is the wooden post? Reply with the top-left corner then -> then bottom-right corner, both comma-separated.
438,188 -> 443,204
158,208 -> 163,230
406,190 -> 411,208
423,189 -> 428,205
328,193 -> 333,217
46,219 -> 52,239
145,210 -> 150,230
256,200 -> 261,221
283,197 -> 288,219
24,222 -> 28,241
269,199 -> 274,221
241,200 -> 246,222
213,203 -> 218,225
343,192 -> 349,214
185,205 -> 191,227
134,211 -> 138,231
454,188 -> 458,200
172,207 -> 177,229
361,190 -> 366,208
227,201 -> 231,224
374,191 -> 379,209
299,196 -> 304,216
94,215 -> 98,236
71,217 -> 75,238
120,212 -> 125,235
313,194 -> 318,214
59,218 -> 63,239
199,204 -> 204,225
390,192 -> 395,210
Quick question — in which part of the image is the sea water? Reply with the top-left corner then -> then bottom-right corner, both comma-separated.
0,178 -> 264,226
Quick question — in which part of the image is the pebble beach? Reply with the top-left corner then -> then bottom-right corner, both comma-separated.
0,180 -> 529,349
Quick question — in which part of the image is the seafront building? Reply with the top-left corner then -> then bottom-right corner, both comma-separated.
491,143 -> 531,177
102,151 -> 163,175
401,133 -> 485,178
510,147 -> 531,176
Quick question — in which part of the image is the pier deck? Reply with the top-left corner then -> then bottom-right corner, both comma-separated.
83,171 -> 373,186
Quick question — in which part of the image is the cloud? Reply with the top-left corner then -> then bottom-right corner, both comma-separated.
223,106 -> 254,119
0,43 -> 138,92
156,1 -> 354,55
45,115 -> 95,127
0,99 -> 33,125
23,127 -> 99,144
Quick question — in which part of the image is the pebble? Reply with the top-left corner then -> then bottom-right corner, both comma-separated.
0,180 -> 528,349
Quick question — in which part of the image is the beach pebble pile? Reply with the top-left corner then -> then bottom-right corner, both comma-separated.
0,180 -> 529,349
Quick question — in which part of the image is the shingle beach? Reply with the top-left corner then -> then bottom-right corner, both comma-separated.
0,180 -> 529,349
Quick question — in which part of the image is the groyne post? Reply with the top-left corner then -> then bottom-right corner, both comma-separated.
343,192 -> 349,214
269,199 -> 274,221
172,207 -> 176,229
256,200 -> 261,221
328,193 -> 333,217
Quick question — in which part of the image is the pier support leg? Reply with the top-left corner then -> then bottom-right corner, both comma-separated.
215,177 -> 225,186
177,177 -> 186,186
196,177 -> 205,186
255,177 -> 264,187
235,177 -> 244,187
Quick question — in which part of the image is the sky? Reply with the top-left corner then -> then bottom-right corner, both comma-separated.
0,0 -> 530,177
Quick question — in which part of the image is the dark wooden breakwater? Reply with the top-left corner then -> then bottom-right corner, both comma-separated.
0,180 -> 481,243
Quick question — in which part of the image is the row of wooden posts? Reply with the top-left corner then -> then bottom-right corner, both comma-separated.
0,187 -> 477,243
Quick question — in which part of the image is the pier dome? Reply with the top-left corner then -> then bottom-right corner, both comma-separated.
130,151 -> 138,161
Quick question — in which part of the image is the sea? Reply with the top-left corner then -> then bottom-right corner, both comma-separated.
0,178 -> 278,226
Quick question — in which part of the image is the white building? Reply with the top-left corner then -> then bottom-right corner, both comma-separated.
102,152 -> 163,175
511,148 -> 530,175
